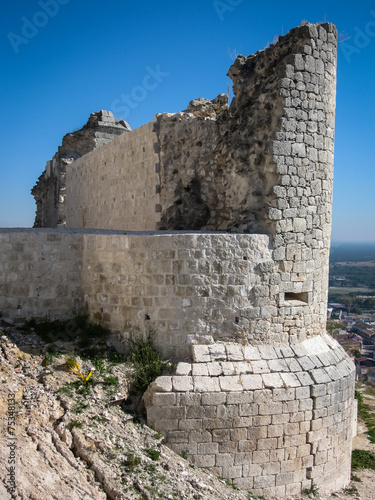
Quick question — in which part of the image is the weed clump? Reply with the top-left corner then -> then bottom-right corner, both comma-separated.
352,449 -> 375,470
127,335 -> 169,393
144,448 -> 160,461
302,484 -> 319,497
355,389 -> 375,443
122,453 -> 141,470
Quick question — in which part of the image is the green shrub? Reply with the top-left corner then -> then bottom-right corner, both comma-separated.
104,376 -> 118,386
144,448 -> 160,461
122,453 -> 140,470
302,484 -> 319,496
352,449 -> 375,469
128,335 -> 166,393
355,390 -> 375,443
67,419 -> 83,430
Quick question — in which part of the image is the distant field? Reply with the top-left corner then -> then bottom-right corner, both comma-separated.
336,262 -> 375,267
329,287 -> 375,294
330,242 -> 375,264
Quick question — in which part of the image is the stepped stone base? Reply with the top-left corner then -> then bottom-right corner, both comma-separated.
144,334 -> 356,497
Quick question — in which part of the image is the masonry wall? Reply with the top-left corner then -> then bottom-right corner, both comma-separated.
55,23 -> 337,349
145,337 -> 355,497
32,110 -> 129,228
0,229 -> 83,321
81,232 -> 274,360
66,122 -> 161,231
9,21 -> 355,499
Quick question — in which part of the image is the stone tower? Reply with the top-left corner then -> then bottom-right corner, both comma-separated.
0,22 -> 355,498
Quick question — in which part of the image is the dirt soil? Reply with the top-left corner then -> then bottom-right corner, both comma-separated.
1,322 -> 374,500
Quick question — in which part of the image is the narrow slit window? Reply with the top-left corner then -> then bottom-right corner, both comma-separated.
284,292 -> 309,304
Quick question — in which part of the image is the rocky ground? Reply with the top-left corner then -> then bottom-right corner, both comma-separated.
0,321 -> 374,500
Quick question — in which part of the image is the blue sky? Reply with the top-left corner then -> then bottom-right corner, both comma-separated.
0,0 -> 374,242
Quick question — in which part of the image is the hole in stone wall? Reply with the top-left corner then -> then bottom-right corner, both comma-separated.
235,317 -> 239,324
284,292 -> 309,304
243,256 -> 248,260
145,314 -> 150,321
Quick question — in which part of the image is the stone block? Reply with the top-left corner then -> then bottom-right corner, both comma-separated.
259,402 -> 283,416
222,465 -> 243,479
147,405 -> 185,421
296,371 -> 314,386
192,345 -> 211,363
193,376 -> 220,392
201,392 -> 226,405
240,374 -> 263,390
233,416 -> 254,428
172,376 -> 193,392
239,403 -> 259,417
175,362 -> 192,376
295,386 -> 311,399
179,419 -> 202,431
280,372 -> 301,388
152,376 -> 172,392
207,361 -> 223,376
253,474 -> 276,488
243,346 -> 260,360
226,392 -> 253,405
193,454 -> 216,468
197,442 -> 219,455
235,361 -> 253,374
310,368 -> 331,384
209,344 -> 227,361
226,344 -> 244,361
186,405 -> 217,419
268,358 -> 289,372
262,373 -> 284,388
192,364 -> 209,376
217,404 -> 238,418
167,430 -> 189,443
177,393 -> 202,406
221,362 -> 235,375
216,453 -> 235,467
152,392 -> 177,406
258,345 -> 277,359
251,360 -> 270,374
188,429 -> 212,443
202,418 -> 234,430
219,375 -> 243,392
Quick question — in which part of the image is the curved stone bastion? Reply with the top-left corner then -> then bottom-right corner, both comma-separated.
0,228 -> 357,497
145,338 -> 355,497
1,20 -> 356,499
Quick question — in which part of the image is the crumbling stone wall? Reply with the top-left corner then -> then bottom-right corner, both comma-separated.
58,23 -> 337,345
8,21 -> 355,498
32,111 -> 130,228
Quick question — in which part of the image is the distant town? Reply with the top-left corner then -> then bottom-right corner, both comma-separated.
328,242 -> 375,383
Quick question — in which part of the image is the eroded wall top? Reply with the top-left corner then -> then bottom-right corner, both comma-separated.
32,111 -> 130,228
31,23 -> 338,345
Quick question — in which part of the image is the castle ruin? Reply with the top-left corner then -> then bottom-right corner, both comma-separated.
0,23 -> 356,498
